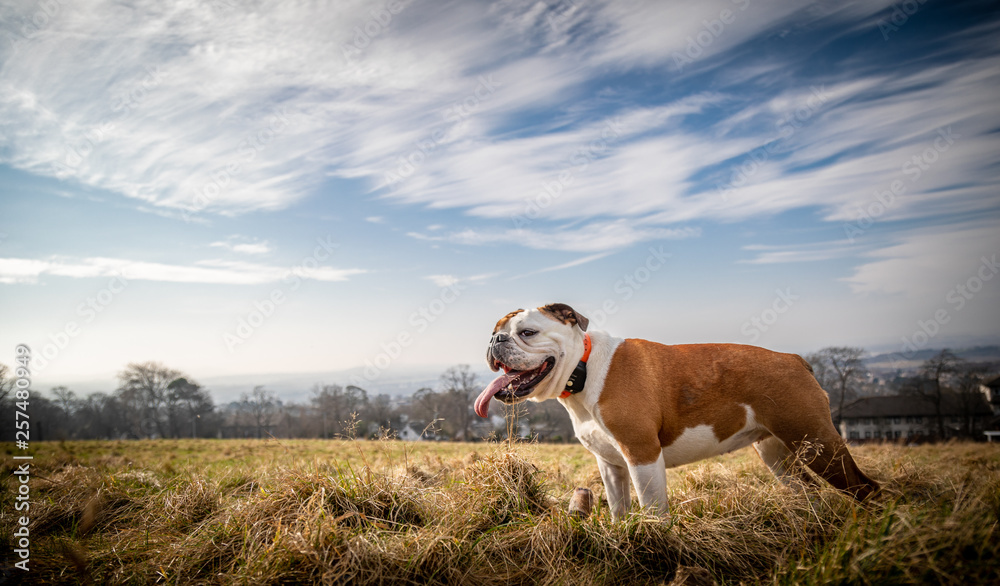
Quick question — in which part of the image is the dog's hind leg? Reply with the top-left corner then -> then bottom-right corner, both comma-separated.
753,435 -> 817,491
801,435 -> 879,500
755,374 -> 881,501
773,420 -> 880,501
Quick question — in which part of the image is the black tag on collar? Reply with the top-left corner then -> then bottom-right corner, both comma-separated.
564,360 -> 588,394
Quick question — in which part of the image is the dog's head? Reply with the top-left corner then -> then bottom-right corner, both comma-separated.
474,303 -> 589,418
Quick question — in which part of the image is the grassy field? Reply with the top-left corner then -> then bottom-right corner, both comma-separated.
1,438 -> 998,585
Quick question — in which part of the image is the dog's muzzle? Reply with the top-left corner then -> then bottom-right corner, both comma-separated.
486,332 -> 510,371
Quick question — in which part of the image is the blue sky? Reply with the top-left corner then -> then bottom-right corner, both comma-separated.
1,0 -> 998,393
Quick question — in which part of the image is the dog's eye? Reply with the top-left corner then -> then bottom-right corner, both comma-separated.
519,329 -> 537,338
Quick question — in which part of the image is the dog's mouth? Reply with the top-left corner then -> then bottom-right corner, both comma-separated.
474,357 -> 556,418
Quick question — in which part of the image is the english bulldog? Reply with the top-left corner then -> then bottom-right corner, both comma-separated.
475,303 -> 879,520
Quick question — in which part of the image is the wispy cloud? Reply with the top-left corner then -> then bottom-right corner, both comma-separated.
0,256 -> 365,285
210,237 -> 273,255
423,273 -> 495,288
408,221 -> 700,253
740,241 -> 860,264
511,251 -> 615,279
424,274 -> 460,288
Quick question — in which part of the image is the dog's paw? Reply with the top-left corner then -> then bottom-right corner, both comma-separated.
567,486 -> 595,519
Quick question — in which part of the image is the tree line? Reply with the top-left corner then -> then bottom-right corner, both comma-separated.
1,347 -> 995,443
0,362 -> 574,443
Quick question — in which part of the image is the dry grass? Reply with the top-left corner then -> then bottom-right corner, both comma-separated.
1,439 -> 998,584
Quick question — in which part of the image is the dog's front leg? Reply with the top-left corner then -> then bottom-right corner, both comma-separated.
596,457 -> 631,520
628,453 -> 669,517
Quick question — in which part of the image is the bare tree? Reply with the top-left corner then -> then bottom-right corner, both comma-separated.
51,386 -> 78,436
411,387 -> 443,426
51,386 -> 77,415
805,352 -> 834,391
241,386 -> 278,439
311,384 -> 368,437
23,394 -> 61,442
116,362 -> 182,438
366,394 -> 397,434
440,365 -> 478,441
954,363 -> 991,437
167,378 -> 214,438
76,392 -> 125,439
164,380 -> 184,438
310,384 -> 334,438
0,363 -> 14,405
903,349 -> 964,438
278,403 -> 308,439
810,347 -> 866,429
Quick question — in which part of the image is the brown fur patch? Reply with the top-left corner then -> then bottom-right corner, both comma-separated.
597,340 -> 878,499
493,309 -> 524,333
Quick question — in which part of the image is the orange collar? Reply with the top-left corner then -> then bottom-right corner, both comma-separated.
560,333 -> 591,399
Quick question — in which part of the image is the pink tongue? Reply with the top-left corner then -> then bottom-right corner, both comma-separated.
474,373 -> 517,418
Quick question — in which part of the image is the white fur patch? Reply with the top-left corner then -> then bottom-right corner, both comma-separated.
661,404 -> 763,468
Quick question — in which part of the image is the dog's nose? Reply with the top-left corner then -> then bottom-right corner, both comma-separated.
493,333 -> 510,344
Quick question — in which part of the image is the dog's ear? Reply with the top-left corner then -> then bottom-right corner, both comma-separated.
539,303 -> 589,331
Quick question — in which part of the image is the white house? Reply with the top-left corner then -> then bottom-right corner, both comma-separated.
397,423 -> 425,441
835,393 -> 993,442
